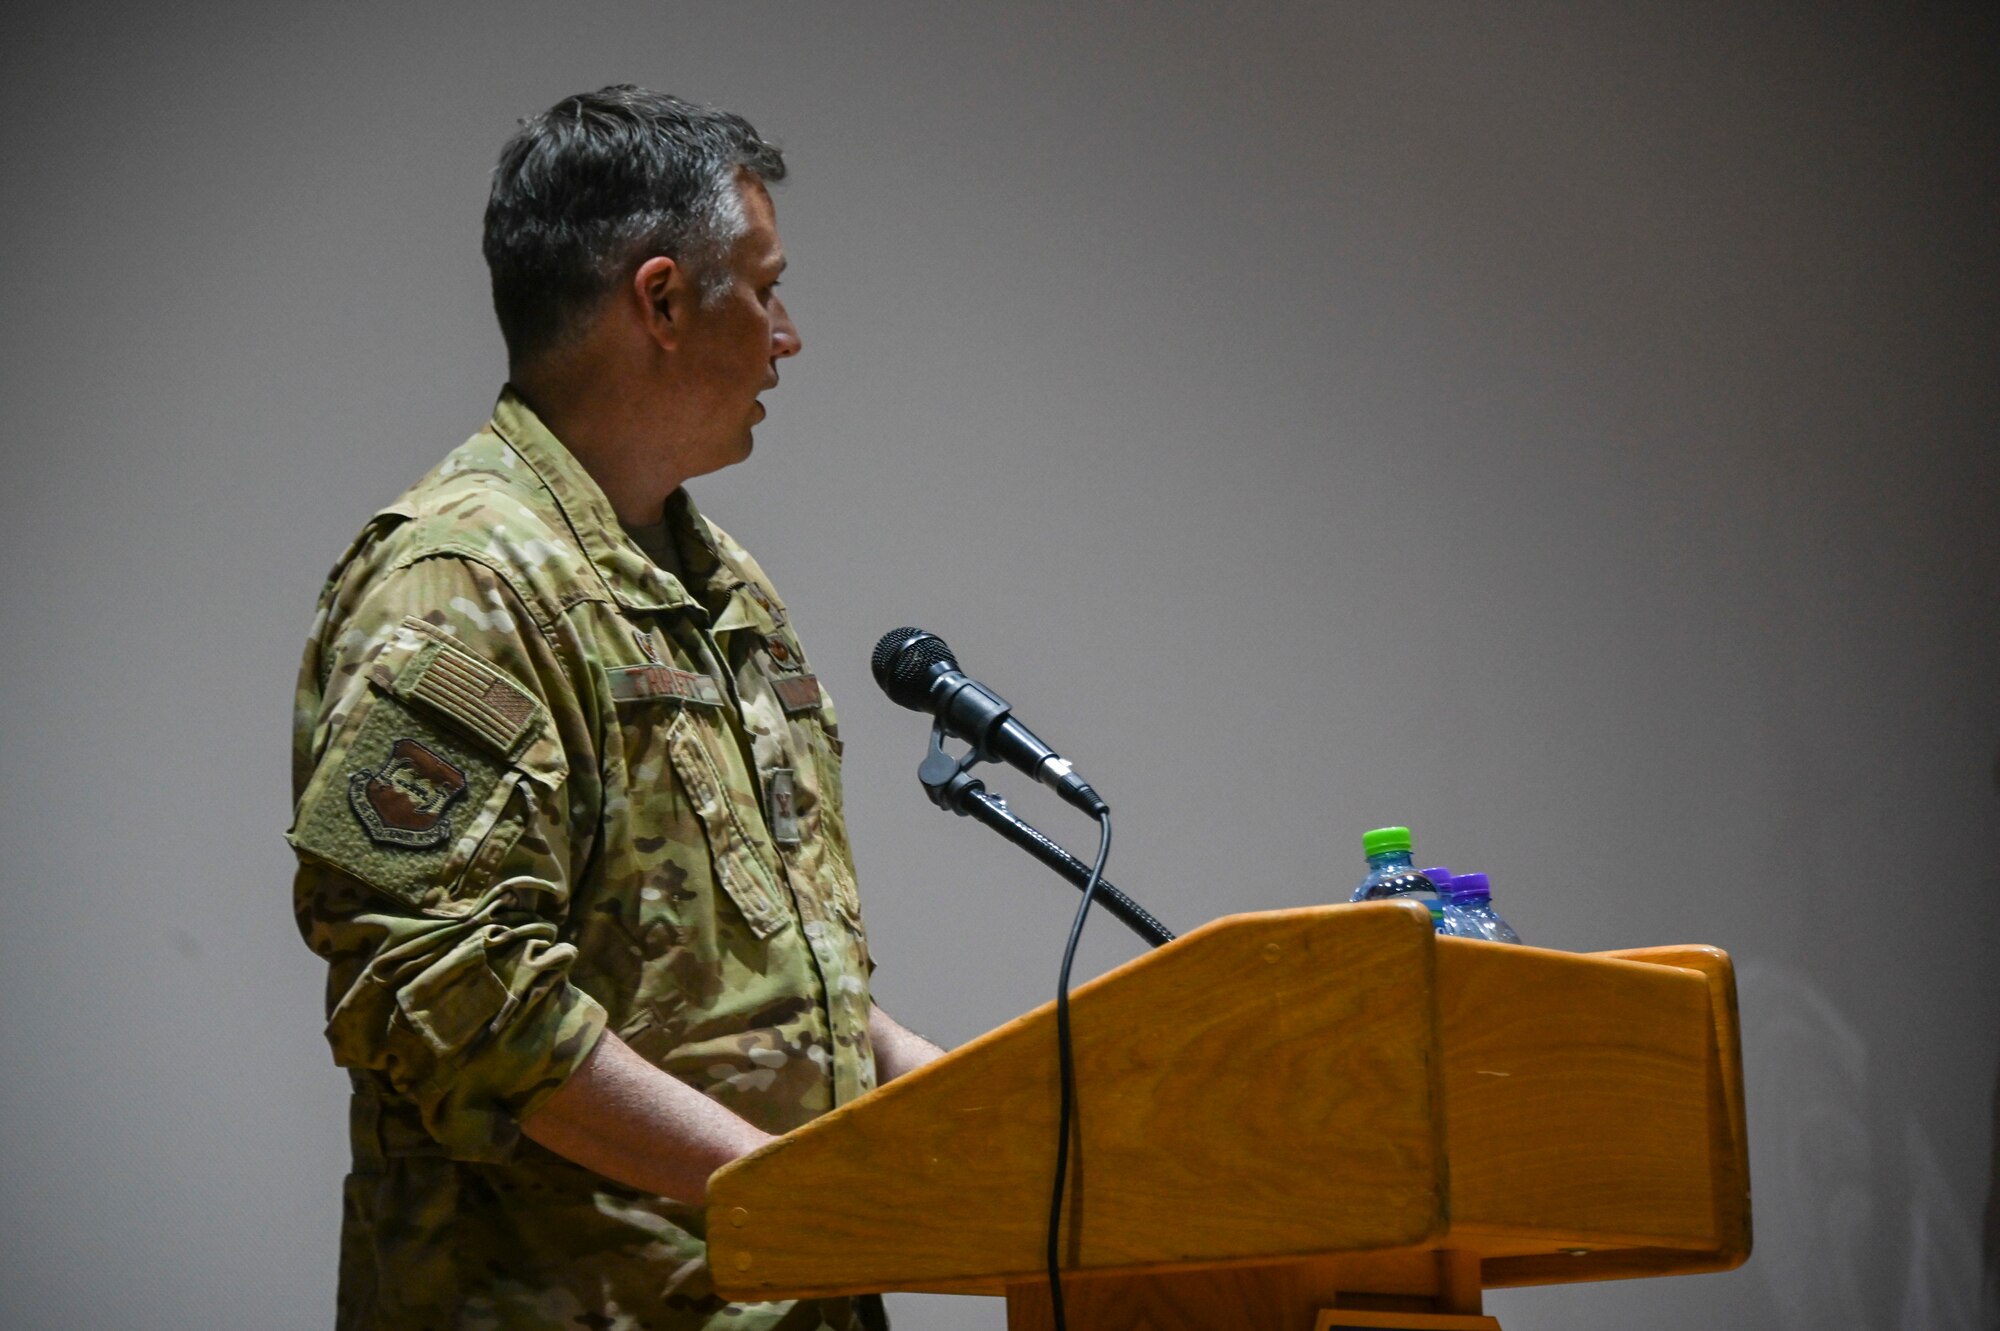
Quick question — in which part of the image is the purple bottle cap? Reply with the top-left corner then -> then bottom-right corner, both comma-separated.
1420,866 -> 1453,892
1452,872 -> 1492,901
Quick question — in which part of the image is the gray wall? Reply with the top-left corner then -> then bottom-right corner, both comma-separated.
2,4 -> 1995,1327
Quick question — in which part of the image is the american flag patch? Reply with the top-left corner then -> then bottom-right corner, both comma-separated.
397,618 -> 542,757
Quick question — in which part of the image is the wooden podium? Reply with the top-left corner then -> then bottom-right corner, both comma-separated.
709,900 -> 1749,1330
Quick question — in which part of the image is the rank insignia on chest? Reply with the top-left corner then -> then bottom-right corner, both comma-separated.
745,582 -> 787,629
767,766 -> 801,845
763,633 -> 806,672
347,737 -> 469,849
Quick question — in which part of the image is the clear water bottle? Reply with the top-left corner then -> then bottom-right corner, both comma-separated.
1351,826 -> 1443,929
1424,865 -> 1487,939
1444,871 -> 1522,944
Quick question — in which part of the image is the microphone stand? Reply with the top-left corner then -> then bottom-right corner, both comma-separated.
913,710 -> 1166,1331
918,722 -> 1176,950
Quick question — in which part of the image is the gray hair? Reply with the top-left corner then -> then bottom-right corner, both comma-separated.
482,86 -> 786,365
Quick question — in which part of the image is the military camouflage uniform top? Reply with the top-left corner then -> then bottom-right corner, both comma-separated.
289,390 -> 880,1330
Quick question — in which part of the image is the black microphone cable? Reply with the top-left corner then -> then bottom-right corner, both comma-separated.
1047,806 -> 1111,1331
871,624 -> 1137,1327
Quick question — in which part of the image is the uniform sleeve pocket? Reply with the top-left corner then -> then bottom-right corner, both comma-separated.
288,692 -> 524,914
663,709 -> 792,940
289,621 -> 558,915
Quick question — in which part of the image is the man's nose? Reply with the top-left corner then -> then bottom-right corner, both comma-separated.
771,296 -> 801,359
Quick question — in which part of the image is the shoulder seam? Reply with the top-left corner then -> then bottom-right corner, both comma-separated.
375,549 -> 595,734
387,545 -> 589,645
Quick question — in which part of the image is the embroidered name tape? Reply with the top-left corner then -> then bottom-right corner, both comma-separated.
609,663 -> 725,707
770,673 -> 822,716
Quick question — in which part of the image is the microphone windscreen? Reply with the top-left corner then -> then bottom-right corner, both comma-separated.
871,627 -> 958,710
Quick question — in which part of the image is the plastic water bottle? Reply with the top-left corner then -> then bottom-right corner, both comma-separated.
1424,866 -> 1487,939
1445,871 -> 1522,944
1351,827 -> 1443,929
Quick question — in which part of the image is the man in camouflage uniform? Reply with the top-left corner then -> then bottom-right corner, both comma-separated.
288,87 -> 941,1330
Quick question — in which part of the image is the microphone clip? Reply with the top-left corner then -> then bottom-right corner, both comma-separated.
918,718 -> 991,815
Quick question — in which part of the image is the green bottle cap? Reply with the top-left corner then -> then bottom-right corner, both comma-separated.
1363,826 -> 1414,857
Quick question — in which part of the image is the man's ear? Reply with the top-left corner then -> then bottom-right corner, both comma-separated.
633,255 -> 687,352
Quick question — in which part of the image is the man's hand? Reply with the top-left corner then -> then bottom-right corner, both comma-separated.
520,1032 -> 773,1205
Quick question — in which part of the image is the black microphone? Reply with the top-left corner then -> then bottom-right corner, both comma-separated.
871,627 -> 1108,818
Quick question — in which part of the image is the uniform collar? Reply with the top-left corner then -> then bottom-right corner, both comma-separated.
489,387 -> 761,626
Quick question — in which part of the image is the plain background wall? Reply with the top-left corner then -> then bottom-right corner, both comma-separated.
2,4 -> 1995,1327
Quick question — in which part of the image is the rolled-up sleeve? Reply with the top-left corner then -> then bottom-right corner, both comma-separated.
289,551 -> 605,1161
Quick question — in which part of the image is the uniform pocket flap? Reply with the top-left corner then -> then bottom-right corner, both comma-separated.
663,710 -> 791,941
395,931 -> 513,1056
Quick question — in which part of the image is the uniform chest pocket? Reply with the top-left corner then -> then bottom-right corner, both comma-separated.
810,723 -> 865,924
661,708 -> 792,941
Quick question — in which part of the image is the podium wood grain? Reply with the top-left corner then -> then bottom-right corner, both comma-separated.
706,901 -> 1751,1310
710,902 -> 1449,1297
